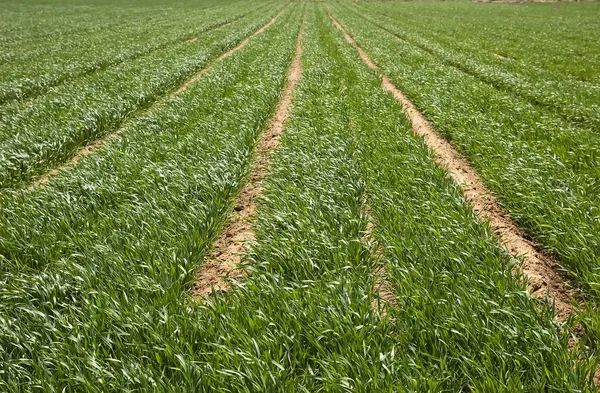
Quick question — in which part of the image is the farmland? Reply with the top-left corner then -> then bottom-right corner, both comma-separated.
0,0 -> 599,391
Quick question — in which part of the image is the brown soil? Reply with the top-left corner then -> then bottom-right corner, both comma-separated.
372,265 -> 397,317
191,27 -> 304,298
329,13 -> 580,321
28,9 -> 288,191
361,201 -> 397,314
373,267 -> 396,310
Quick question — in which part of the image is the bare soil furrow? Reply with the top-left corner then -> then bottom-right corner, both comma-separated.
359,195 -> 397,315
29,9 -> 288,191
16,16 -> 250,108
215,20 -> 235,31
173,7 -> 286,95
191,26 -> 304,298
364,212 -> 397,316
329,12 -> 579,321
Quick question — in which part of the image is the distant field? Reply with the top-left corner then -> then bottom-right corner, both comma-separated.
0,0 -> 599,390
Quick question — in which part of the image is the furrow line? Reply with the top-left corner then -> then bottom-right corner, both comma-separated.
29,8 -> 288,191
347,6 -> 594,129
191,26 -> 304,298
8,7 -> 265,107
214,20 -> 235,32
329,12 -> 580,321
362,203 -> 397,316
173,7 -> 286,96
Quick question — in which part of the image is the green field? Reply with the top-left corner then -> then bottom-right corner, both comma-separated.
1,0 -> 599,390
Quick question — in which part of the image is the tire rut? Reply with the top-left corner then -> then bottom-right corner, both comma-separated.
362,202 -> 397,316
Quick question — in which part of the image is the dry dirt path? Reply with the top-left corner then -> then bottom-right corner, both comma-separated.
192,26 -> 304,298
29,8 -> 289,191
328,12 -> 580,321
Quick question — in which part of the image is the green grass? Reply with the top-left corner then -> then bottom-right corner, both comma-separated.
343,1 -> 600,131
0,0 -> 598,390
0,2 -> 284,189
329,0 -> 600,314
0,2 -> 267,104
355,1 -> 600,84
0,5 -> 301,389
0,0 -> 242,47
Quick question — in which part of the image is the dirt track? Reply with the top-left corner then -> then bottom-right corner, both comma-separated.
192,26 -> 304,298
29,9 -> 288,191
329,12 -> 580,321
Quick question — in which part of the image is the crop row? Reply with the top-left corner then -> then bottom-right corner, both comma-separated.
161,5 -> 594,390
338,2 -> 600,180
341,2 -> 600,131
356,1 -> 600,85
0,5 -> 301,390
0,10 -> 182,65
0,1 -> 267,104
320,18 -> 588,386
0,4 -> 132,45
0,3 -> 286,190
0,0 -> 237,45
328,4 -> 600,326
0,1 -> 597,390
